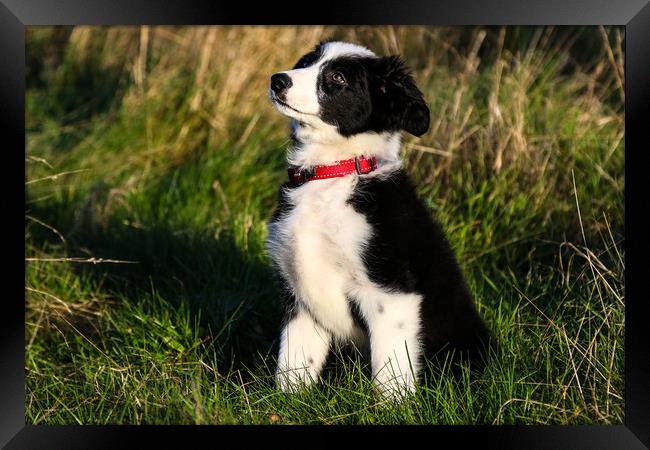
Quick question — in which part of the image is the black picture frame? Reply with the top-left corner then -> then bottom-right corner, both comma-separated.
4,0 -> 649,448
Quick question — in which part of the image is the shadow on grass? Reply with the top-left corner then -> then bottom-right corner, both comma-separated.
27,196 -> 283,381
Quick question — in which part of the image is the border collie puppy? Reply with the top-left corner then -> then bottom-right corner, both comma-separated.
266,41 -> 493,398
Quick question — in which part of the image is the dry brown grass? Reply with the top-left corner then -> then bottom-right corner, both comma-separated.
28,25 -> 624,195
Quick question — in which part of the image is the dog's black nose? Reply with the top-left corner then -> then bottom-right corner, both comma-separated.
271,73 -> 292,95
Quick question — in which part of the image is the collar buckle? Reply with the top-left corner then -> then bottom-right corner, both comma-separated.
355,156 -> 376,175
302,166 -> 316,181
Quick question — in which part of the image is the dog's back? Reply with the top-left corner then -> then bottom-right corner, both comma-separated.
348,170 -> 494,369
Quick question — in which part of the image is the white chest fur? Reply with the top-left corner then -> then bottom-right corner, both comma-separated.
266,176 -> 371,340
268,171 -> 425,397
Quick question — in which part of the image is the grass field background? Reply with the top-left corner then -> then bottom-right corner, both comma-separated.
25,26 -> 625,424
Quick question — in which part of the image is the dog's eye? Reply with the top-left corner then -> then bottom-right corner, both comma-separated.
330,71 -> 346,85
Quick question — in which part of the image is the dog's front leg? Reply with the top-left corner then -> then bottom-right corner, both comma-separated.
276,308 -> 331,392
365,293 -> 423,399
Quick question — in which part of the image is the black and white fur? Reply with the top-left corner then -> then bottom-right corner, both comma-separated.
266,41 -> 493,398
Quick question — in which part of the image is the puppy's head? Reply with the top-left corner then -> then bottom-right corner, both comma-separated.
269,41 -> 430,139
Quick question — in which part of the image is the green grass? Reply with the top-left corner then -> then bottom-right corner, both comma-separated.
25,25 -> 624,424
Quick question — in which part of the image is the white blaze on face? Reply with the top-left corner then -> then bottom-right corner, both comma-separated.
280,66 -> 321,114
275,42 -> 376,117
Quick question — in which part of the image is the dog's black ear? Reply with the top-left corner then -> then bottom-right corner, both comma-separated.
374,55 -> 430,136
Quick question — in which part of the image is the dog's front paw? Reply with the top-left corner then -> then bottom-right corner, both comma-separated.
373,370 -> 417,402
276,365 -> 318,393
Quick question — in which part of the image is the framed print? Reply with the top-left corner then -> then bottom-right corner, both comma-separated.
3,0 -> 649,448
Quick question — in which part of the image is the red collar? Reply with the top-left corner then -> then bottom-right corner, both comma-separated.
288,156 -> 378,186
